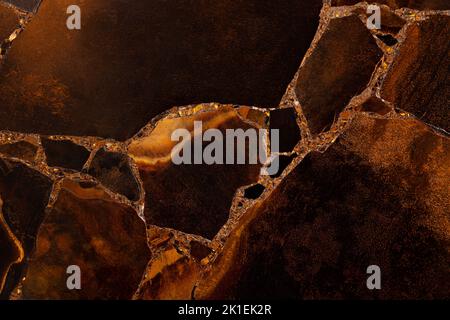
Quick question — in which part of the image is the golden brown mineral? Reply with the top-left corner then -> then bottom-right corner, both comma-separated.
0,0 -> 448,301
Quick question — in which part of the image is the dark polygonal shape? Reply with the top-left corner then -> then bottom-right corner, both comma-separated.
20,179 -> 150,299
41,138 -> 90,171
243,184 -> 265,200
381,15 -> 450,132
87,148 -> 140,202
269,108 -> 301,152
295,15 -> 382,134
196,114 -> 450,299
0,0 -> 322,140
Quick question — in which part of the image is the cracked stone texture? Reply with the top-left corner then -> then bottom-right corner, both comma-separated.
195,114 -> 450,299
295,15 -> 383,134
0,157 -> 52,298
19,179 -> 150,299
0,0 -> 322,140
0,1 -> 448,301
128,105 -> 263,239
380,14 -> 450,133
136,242 -> 201,300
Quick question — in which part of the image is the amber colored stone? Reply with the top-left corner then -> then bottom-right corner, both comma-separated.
295,15 -> 382,134
196,114 -> 450,299
0,2 -> 18,43
128,106 -> 262,239
41,138 -> 90,171
0,157 -> 52,298
20,179 -> 150,299
0,140 -> 38,162
0,0 -> 322,140
381,15 -> 450,132
87,148 -> 141,201
136,244 -> 200,300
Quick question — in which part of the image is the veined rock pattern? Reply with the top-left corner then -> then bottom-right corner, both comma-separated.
0,0 -> 448,300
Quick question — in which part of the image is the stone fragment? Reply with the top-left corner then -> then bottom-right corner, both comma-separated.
269,108 -> 301,152
0,196 -> 23,294
196,114 -> 450,299
128,105 -> 262,239
0,0 -> 322,140
243,184 -> 265,200
87,148 -> 140,201
41,138 -> 90,171
20,179 -> 150,299
381,15 -> 449,132
0,157 -> 52,298
0,140 -> 38,162
295,15 -> 382,134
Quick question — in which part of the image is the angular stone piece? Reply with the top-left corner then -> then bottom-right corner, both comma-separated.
0,0 -> 322,140
190,241 -> 212,262
128,106 -> 262,239
0,157 -> 52,297
196,114 -> 450,299
87,148 -> 140,201
0,140 -> 38,162
269,108 -> 301,152
41,138 -> 90,171
360,96 -> 392,115
295,15 -> 382,134
381,15 -> 450,132
243,184 -> 265,200
2,0 -> 41,13
20,179 -> 150,299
